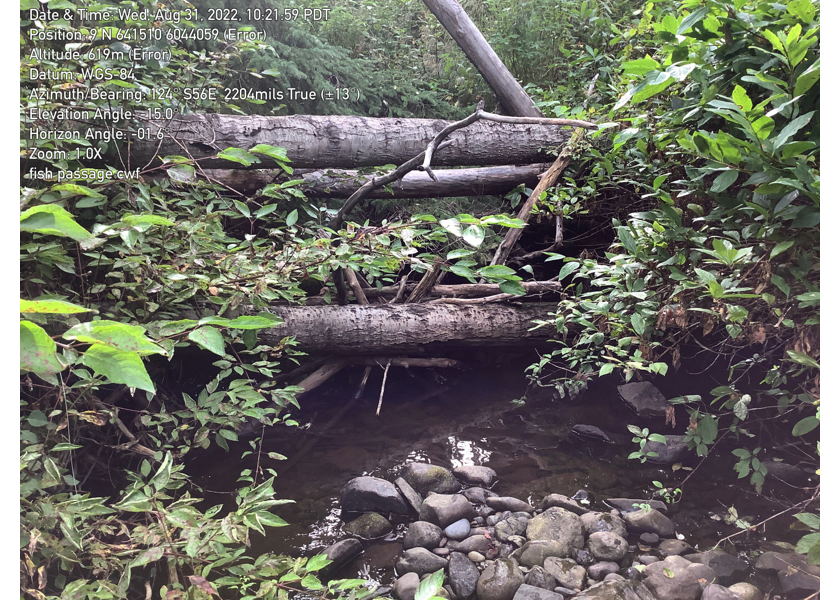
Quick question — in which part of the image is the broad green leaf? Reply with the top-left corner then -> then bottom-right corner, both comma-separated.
159,319 -> 198,336
64,321 -> 165,355
129,546 -> 164,567
786,351 -> 819,369
764,30 -> 785,54
51,183 -> 104,198
233,200 -> 251,217
462,225 -> 485,248
250,144 -> 290,163
217,147 -> 260,166
499,280 -> 526,296
477,264 -> 518,280
20,204 -> 93,241
732,85 -> 752,112
151,452 -> 173,490
710,170 -> 738,193
794,513 -> 820,530
599,363 -> 615,376
792,416 -> 819,436
557,261 -> 580,281
788,0 -> 816,23
121,214 -> 175,231
415,569 -> 444,600
774,112 -> 815,153
631,313 -> 646,336
301,575 -> 324,590
82,344 -> 155,392
20,321 -> 65,374
167,164 -> 196,183
632,77 -> 674,103
752,117 -> 775,140
794,59 -> 820,96
257,511 -> 289,527
770,241 -> 794,259
305,554 -> 331,573
621,57 -> 661,75
286,209 -> 299,227
439,218 -> 462,237
446,249 -> 474,260
226,314 -> 284,330
676,7 -> 709,34
254,204 -> 277,219
189,326 -> 226,356
20,299 -> 93,314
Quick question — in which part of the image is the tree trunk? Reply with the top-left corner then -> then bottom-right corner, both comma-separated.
192,163 -> 551,197
421,0 -> 542,117
363,281 -> 565,298
256,303 -> 555,354
122,114 -> 568,169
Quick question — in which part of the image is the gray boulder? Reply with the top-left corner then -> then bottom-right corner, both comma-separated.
624,508 -> 675,538
454,465 -> 497,487
512,584 -> 565,600
526,508 -> 585,551
496,516 -> 530,542
580,512 -> 628,539
575,580 -> 658,600
644,435 -> 690,465
404,521 -> 443,549
420,493 -> 476,527
659,539 -> 693,557
487,496 -> 534,513
755,551 -> 819,595
463,487 -> 498,504
449,551 -> 481,599
524,566 -> 557,591
572,425 -> 619,444
685,550 -> 748,584
512,540 -> 571,567
444,518 -> 472,541
396,477 -> 425,514
449,535 -> 493,554
340,476 -> 410,514
540,494 -> 587,515
761,460 -> 811,486
642,555 -> 716,600
617,382 -> 670,418
587,561 -> 620,581
726,582 -> 762,600
476,558 -> 525,600
402,463 -> 462,496
587,531 -> 629,561
700,584 -> 738,600
320,538 -> 363,576
344,512 -> 392,539
394,573 -> 420,600
396,547 -> 449,576
544,557 -> 586,590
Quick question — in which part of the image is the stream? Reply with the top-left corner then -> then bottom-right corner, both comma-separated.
189,355 -> 817,598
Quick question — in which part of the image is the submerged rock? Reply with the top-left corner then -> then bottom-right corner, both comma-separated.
684,549 -> 748,583
644,435 -> 690,465
540,494 -> 587,515
402,463 -> 462,495
512,584 -> 565,600
755,551 -> 820,595
658,539 -> 692,557
320,538 -> 363,576
340,476 -> 409,514
344,512 -> 392,539
617,382 -> 670,418
572,425 -> 619,444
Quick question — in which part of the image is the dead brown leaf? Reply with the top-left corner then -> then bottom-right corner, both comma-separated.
187,575 -> 218,597
665,406 -> 676,429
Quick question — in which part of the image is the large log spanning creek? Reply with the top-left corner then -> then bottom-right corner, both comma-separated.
188,358 -> 818,600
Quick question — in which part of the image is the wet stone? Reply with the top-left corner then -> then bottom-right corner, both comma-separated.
445,518 -> 472,541
449,535 -> 492,554
700,584 -> 739,600
394,573 -> 420,600
476,558 -> 525,600
624,508 -> 675,538
512,583 -> 566,600
574,580 -> 658,600
449,551 -> 481,599
639,533 -> 659,546
658,539 -> 692,557
464,487 -> 499,504
433,548 -> 450,557
544,557 -> 586,590
727,582 -> 762,600
420,493 -> 476,528
343,512 -> 392,539
321,538 -> 363,576
587,561 -> 620,581
402,463 -> 462,496
404,521 -> 443,550
526,507 -> 585,551
524,565 -> 557,591
396,477 -> 424,514
540,494 -> 587,515
587,531 -> 629,562
581,512 -> 628,539
469,551 -> 487,563
395,547 -> 448,576
340,476 -> 410,514
487,496 -> 534,513
684,549 -> 749,582
617,382 -> 670,419
513,540 -> 571,567
496,516 -> 530,542
454,465 -> 498,487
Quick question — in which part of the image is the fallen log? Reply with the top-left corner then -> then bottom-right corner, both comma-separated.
421,0 -> 542,117
122,114 -> 570,170
193,163 -> 551,198
257,303 -> 555,354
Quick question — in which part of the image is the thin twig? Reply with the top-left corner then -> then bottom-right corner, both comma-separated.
376,359 -> 392,416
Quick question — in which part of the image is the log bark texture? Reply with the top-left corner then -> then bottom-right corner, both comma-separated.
258,303 -> 554,354
126,115 -> 569,169
195,163 -> 551,197
421,0 -> 542,117
363,280 -> 564,298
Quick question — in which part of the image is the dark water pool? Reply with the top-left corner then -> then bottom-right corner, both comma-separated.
190,358 -> 815,590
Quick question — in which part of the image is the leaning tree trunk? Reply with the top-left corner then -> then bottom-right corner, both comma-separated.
255,303 -> 556,354
118,115 -> 569,170
188,163 -> 552,197
421,0 -> 542,117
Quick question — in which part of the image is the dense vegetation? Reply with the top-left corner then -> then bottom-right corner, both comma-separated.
20,0 -> 819,598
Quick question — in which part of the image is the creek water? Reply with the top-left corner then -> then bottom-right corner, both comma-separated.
189,355 -> 814,591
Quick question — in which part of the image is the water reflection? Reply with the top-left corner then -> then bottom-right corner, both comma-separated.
448,436 -> 492,467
